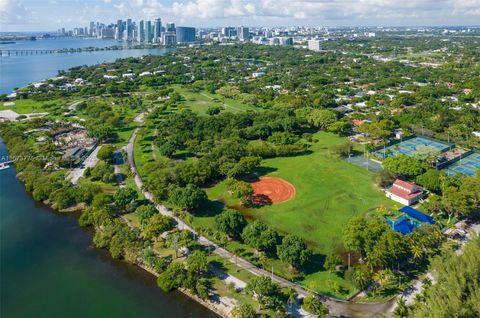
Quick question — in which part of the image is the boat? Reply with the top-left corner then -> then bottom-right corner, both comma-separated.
0,162 -> 10,170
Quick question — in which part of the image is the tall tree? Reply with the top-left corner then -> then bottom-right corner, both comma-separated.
277,235 -> 311,270
214,209 -> 247,239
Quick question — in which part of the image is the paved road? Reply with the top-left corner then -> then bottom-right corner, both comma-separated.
68,100 -> 84,111
113,150 -> 125,188
125,120 -> 396,318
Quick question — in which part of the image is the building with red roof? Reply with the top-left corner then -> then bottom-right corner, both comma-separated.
385,179 -> 426,206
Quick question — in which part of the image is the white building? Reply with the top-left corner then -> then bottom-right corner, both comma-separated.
307,39 -> 322,52
385,179 -> 426,206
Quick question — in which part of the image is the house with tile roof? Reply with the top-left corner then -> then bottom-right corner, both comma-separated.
385,179 -> 426,206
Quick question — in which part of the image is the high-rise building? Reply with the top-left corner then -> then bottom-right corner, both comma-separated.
89,21 -> 95,36
307,39 -> 322,51
115,19 -> 123,40
154,18 -> 162,43
176,26 -> 196,43
139,20 -> 145,42
99,26 -> 114,39
166,22 -> 175,32
126,18 -> 133,41
221,27 -> 237,38
146,20 -> 153,42
162,32 -> 176,46
237,26 -> 249,41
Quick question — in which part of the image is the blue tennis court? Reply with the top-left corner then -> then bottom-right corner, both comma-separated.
376,136 -> 451,159
444,152 -> 480,177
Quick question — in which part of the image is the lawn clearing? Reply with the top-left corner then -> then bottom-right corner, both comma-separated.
1,99 -> 64,114
172,85 -> 257,115
240,132 -> 393,254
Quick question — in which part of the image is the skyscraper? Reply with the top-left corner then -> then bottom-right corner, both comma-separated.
176,27 -> 196,43
237,26 -> 249,41
126,18 -> 133,41
139,20 -> 145,42
146,20 -> 153,43
154,18 -> 162,43
222,27 -> 236,38
115,19 -> 123,40
166,22 -> 175,32
89,21 -> 95,36
162,32 -> 176,46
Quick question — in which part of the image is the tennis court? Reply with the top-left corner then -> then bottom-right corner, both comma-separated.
345,155 -> 383,172
375,136 -> 452,159
444,152 -> 480,177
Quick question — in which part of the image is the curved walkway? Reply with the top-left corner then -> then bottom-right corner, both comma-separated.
126,119 -> 395,318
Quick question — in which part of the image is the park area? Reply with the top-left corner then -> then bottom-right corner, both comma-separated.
235,132 -> 393,254
1,99 -> 64,114
197,132 -> 394,297
172,85 -> 257,115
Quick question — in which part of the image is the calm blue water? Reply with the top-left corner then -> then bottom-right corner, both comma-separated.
0,37 -> 174,94
0,139 -> 218,318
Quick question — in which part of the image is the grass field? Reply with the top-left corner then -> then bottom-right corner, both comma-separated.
172,85 -> 257,115
209,132 -> 393,254
1,99 -> 64,114
189,132 -> 395,298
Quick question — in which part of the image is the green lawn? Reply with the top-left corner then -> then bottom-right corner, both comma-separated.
172,85 -> 257,115
1,99 -> 64,114
113,123 -> 137,147
208,132 -> 393,254
195,132 -> 395,298
134,126 -> 156,178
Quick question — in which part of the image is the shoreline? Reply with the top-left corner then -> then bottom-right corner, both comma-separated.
136,261 -> 232,318
4,146 -> 230,318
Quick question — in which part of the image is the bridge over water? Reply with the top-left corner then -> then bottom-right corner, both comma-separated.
0,49 -> 58,56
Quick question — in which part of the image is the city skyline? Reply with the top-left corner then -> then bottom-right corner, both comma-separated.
1,0 -> 480,32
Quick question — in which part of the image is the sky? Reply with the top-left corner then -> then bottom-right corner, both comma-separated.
1,0 -> 480,32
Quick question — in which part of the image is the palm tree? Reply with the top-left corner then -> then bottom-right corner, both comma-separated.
353,268 -> 370,291
373,270 -> 387,287
410,244 -> 424,260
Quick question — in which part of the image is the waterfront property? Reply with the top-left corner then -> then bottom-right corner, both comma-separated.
387,206 -> 435,235
385,179 -> 426,206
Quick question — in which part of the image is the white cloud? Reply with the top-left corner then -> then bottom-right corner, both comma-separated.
452,0 -> 480,16
73,0 -> 475,25
5,0 -> 477,30
169,0 -> 257,19
254,0 -> 452,20
0,0 -> 31,24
